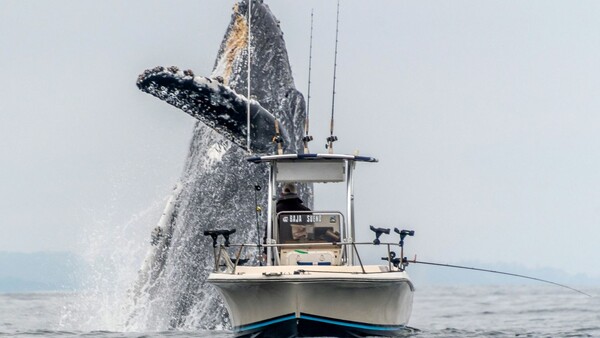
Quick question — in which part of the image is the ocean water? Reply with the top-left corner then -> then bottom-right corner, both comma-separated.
1,285 -> 598,337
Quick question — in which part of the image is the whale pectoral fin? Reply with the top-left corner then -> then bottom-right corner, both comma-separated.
137,66 -> 287,154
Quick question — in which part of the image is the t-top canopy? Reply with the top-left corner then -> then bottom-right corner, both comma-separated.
246,153 -> 378,164
247,153 -> 378,182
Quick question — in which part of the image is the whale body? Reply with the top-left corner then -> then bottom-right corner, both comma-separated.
129,0 -> 311,330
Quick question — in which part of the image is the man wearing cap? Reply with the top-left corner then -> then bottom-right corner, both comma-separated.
276,182 -> 310,213
276,183 -> 310,243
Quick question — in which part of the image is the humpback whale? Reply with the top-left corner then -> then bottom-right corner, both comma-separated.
129,0 -> 311,330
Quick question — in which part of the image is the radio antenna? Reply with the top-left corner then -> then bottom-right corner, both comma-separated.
246,0 -> 253,153
326,0 -> 340,154
303,9 -> 314,154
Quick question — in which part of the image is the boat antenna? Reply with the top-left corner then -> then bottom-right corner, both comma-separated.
302,9 -> 314,154
246,0 -> 253,154
409,259 -> 592,297
326,0 -> 340,154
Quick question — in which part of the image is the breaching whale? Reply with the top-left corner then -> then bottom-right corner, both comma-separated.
129,0 -> 311,330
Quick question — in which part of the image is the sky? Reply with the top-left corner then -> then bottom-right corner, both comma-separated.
1,0 -> 599,279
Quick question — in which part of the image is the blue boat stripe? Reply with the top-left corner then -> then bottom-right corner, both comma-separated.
300,314 -> 403,331
235,314 -> 296,332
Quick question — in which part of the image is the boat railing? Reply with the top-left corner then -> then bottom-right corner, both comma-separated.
207,240 -> 410,275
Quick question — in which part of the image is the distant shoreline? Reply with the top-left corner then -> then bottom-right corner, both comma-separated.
2,251 -> 598,293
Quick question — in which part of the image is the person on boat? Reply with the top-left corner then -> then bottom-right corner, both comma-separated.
276,183 -> 310,243
276,182 -> 311,213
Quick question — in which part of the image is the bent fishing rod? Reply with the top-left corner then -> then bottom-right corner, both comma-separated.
407,258 -> 591,297
372,227 -> 591,297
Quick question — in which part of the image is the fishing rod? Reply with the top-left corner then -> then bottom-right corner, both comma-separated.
246,0 -> 253,154
273,119 -> 284,155
373,228 -> 591,297
326,0 -> 340,154
303,9 -> 314,154
253,184 -> 263,265
408,259 -> 592,297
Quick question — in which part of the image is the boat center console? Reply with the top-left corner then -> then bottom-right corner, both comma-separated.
277,211 -> 343,266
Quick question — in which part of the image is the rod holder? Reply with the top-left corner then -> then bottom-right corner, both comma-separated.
326,135 -> 338,153
203,229 -> 237,247
369,225 -> 390,245
394,228 -> 415,248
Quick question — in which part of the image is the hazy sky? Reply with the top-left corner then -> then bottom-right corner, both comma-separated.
1,1 -> 599,278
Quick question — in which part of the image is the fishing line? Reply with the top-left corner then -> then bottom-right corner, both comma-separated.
409,259 -> 592,297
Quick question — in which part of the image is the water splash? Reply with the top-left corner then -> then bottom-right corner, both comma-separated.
59,195 -> 168,331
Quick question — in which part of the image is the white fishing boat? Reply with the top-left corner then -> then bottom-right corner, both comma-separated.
204,153 -> 415,337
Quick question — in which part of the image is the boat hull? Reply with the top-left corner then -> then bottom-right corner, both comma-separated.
208,265 -> 414,337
